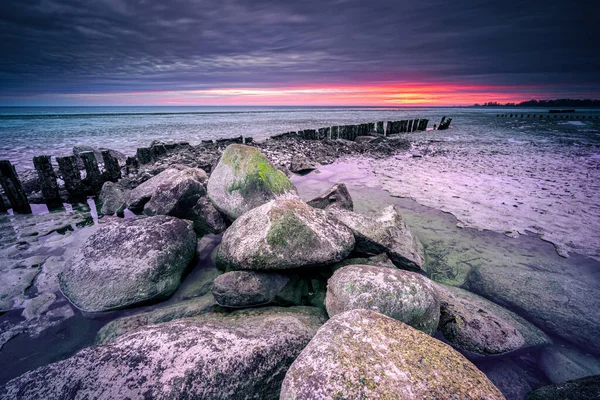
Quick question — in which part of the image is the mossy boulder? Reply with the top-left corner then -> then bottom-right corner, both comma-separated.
59,216 -> 197,312
2,307 -> 327,400
207,144 -> 297,220
280,309 -> 505,400
435,284 -> 551,355
217,198 -> 354,270
329,205 -> 424,271
212,271 -> 289,307
326,264 -> 440,335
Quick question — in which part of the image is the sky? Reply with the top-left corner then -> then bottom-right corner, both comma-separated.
0,0 -> 598,106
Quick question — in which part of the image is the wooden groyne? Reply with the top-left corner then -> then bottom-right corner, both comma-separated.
496,113 -> 599,119
0,116 -> 450,213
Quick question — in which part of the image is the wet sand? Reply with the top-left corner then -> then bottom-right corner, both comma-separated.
368,137 -> 600,260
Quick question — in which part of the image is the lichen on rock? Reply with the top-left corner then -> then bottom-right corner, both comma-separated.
280,309 -> 505,400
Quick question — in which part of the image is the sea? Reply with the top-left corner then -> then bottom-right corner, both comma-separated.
1,106 -> 600,398
2,105 -> 598,172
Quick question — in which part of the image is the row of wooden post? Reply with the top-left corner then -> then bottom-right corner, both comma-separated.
497,114 -> 599,119
0,151 -> 122,213
1,117 -> 447,212
271,119 -> 430,141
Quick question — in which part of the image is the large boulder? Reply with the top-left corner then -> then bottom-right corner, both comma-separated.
527,375 -> 600,400
59,216 -> 197,312
326,264 -> 440,335
466,263 -> 600,355
128,167 -> 207,213
1,307 -> 327,400
306,183 -> 354,211
280,309 -> 505,400
212,271 -> 289,307
217,198 -> 355,271
329,205 -> 424,270
435,284 -> 551,355
207,144 -> 297,220
96,293 -> 216,344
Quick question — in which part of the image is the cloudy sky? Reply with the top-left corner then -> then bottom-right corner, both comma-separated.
1,0 -> 598,105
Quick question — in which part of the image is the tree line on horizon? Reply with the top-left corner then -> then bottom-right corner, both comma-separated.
473,99 -> 600,107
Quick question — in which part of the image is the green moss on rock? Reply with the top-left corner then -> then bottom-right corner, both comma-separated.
208,144 -> 296,220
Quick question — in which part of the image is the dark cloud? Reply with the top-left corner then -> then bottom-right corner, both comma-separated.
0,0 -> 598,98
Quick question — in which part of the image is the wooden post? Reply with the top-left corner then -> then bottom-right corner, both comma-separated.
0,160 -> 31,213
376,121 -> 384,135
80,151 -> 104,194
33,155 -> 61,204
125,156 -> 139,176
151,143 -> 167,158
57,155 -> 85,198
407,120 -> 413,132
331,126 -> 339,139
136,147 -> 153,164
101,150 -> 121,182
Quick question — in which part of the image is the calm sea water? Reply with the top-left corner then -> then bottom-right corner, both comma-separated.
2,106 -> 598,172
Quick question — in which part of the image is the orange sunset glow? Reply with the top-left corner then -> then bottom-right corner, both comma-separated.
48,82 -> 554,106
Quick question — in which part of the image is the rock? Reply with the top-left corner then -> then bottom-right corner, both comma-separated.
526,375 -> 600,400
477,358 -> 546,400
435,284 -> 551,355
212,271 -> 289,307
59,216 -> 197,312
326,264 -> 440,335
289,157 -> 320,174
130,167 -> 207,214
355,135 -> 378,143
217,198 -> 354,270
466,263 -> 600,355
280,309 -> 505,400
189,196 -> 227,235
96,293 -> 216,344
99,181 -> 128,215
306,183 -> 354,211
329,205 -> 424,271
330,252 -> 396,271
2,307 -> 327,400
207,144 -> 297,220
539,344 -> 600,384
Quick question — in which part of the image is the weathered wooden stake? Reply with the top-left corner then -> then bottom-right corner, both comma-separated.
80,151 -> 104,194
376,121 -> 384,135
101,150 -> 121,182
0,160 -> 30,213
57,155 -> 85,198
136,147 -> 153,164
33,155 -> 61,204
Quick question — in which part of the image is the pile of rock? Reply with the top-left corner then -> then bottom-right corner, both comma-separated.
1,144 -> 570,399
